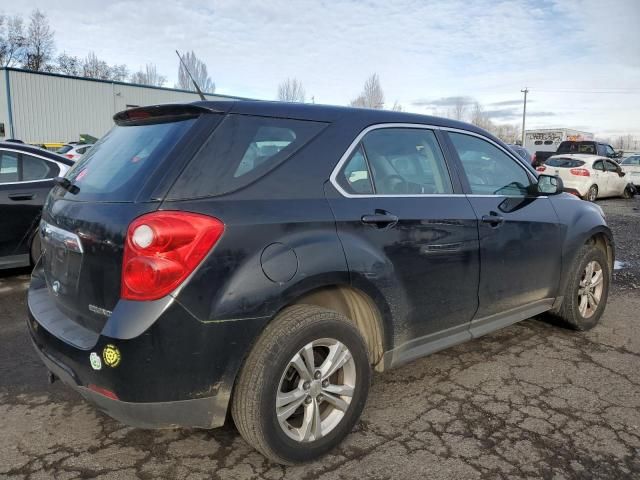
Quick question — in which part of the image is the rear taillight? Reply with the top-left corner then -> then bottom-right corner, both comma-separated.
121,211 -> 224,301
65,154 -> 74,159
570,168 -> 590,177
536,166 -> 546,172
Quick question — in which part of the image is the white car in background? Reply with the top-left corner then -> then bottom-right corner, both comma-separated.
537,154 -> 634,202
620,154 -> 640,186
55,143 -> 93,161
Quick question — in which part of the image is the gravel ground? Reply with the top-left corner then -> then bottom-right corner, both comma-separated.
0,197 -> 639,479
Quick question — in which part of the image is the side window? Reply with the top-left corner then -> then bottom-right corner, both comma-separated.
338,145 -> 373,194
22,154 -> 59,181
605,145 -> 615,157
448,132 -> 532,196
593,160 -> 604,171
604,160 -> 618,172
0,151 -> 19,182
360,128 -> 453,195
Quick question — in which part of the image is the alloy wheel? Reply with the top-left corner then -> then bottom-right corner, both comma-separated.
578,260 -> 603,319
276,338 -> 356,443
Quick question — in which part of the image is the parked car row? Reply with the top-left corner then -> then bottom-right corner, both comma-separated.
22,100 -> 615,465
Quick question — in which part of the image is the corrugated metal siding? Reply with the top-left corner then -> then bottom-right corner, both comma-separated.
3,70 -> 238,143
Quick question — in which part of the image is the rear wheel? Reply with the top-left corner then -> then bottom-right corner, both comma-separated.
586,185 -> 598,202
552,244 -> 609,331
231,305 -> 371,464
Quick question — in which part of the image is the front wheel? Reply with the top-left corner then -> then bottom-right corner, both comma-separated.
552,244 -> 610,331
231,305 -> 371,464
623,185 -> 635,199
586,185 -> 598,202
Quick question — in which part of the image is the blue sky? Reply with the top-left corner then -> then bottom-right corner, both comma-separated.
6,0 -> 640,137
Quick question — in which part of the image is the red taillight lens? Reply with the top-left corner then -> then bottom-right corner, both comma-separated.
121,211 -> 224,301
65,154 -> 74,159
570,168 -> 590,177
536,166 -> 546,172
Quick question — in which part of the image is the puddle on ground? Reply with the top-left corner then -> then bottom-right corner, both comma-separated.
614,260 -> 629,270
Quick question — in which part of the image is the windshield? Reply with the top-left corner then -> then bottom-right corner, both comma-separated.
557,142 -> 596,154
546,158 -> 586,168
62,118 -> 197,201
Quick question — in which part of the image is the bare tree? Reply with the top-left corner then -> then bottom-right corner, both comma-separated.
470,102 -> 491,130
23,9 -> 54,71
109,64 -> 128,82
56,52 -> 82,76
0,14 -> 25,67
391,100 -> 403,112
131,64 -> 166,87
82,52 -> 113,79
277,78 -> 305,102
449,97 -> 469,121
350,73 -> 384,109
177,51 -> 215,93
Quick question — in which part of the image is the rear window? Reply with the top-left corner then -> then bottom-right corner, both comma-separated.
557,142 -> 596,155
169,114 -> 326,198
62,118 -> 197,201
546,157 -> 586,168
56,145 -> 73,154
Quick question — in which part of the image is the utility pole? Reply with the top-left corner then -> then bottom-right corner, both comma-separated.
520,87 -> 528,146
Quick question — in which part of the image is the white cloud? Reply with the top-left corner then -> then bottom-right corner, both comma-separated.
3,0 -> 640,135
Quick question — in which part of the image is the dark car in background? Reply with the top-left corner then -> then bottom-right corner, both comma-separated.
507,144 -> 533,164
0,142 -> 73,269
533,140 -> 622,167
28,101 -> 613,464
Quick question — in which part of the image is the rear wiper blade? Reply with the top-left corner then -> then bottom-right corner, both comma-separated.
54,177 -> 80,195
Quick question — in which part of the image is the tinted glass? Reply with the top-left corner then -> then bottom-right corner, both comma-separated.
171,115 -> 326,198
339,145 -> 373,194
22,154 -> 59,180
545,158 -> 585,168
361,128 -> 452,195
621,156 -> 640,165
605,145 -> 615,156
604,161 -> 619,172
55,145 -> 73,154
449,132 -> 532,196
593,161 -> 604,171
64,118 -> 197,201
0,151 -> 19,182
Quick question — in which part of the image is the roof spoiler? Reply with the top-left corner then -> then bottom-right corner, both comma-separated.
113,104 -> 222,126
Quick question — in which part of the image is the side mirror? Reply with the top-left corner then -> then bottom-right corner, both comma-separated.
617,151 -> 624,158
537,174 -> 564,195
619,171 -> 626,177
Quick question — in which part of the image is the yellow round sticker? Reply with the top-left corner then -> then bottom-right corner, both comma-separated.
102,344 -> 121,368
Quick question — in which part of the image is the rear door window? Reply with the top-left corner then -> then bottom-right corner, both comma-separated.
63,118 -> 197,201
170,115 -> 326,198
0,151 -> 19,183
22,154 -> 59,180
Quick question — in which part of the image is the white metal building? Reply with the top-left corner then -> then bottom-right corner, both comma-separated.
0,68 -> 245,144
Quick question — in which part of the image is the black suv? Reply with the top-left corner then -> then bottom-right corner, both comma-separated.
28,101 -> 613,464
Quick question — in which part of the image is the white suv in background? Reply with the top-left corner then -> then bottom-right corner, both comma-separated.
55,144 -> 93,161
620,154 -> 640,186
537,154 -> 634,201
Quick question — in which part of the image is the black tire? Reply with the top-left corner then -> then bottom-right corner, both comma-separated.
29,231 -> 41,265
231,305 -> 371,464
623,185 -> 635,199
552,244 -> 610,331
586,185 -> 598,202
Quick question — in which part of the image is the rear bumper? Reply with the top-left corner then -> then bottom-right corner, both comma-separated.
32,338 -> 227,429
27,264 -> 268,429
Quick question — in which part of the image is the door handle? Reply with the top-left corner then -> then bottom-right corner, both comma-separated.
481,213 -> 505,226
8,193 -> 35,201
361,212 -> 399,228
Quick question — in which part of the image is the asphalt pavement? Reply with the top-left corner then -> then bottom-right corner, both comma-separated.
1,197 -> 639,479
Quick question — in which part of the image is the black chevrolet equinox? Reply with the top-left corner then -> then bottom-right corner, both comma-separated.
28,101 -> 614,464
